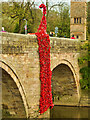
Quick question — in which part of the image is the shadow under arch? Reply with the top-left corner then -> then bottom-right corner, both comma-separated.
51,59 -> 80,105
51,59 -> 80,91
0,60 -> 29,118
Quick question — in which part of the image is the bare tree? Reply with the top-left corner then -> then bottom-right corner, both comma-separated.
46,0 -> 65,20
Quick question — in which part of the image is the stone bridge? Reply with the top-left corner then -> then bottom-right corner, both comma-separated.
0,32 -> 82,118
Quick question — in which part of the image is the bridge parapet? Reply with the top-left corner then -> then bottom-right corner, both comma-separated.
0,32 -> 83,54
0,32 -> 37,54
50,37 -> 81,53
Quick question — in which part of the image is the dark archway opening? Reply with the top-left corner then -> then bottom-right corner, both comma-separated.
50,64 -> 89,119
51,64 -> 78,105
1,67 -> 26,118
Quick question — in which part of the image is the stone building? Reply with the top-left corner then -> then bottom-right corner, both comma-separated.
70,0 -> 87,40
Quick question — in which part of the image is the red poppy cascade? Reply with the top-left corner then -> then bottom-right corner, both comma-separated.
35,4 -> 54,114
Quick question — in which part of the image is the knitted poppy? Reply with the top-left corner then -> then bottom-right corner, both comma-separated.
35,4 -> 54,114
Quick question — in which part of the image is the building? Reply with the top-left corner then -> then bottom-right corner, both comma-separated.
70,0 -> 87,40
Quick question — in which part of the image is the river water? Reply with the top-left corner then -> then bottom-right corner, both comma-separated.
50,89 -> 90,119
50,105 -> 90,119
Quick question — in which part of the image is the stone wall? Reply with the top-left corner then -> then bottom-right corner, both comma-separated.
71,2 -> 86,18
0,33 -> 40,118
2,68 -> 26,118
70,1 -> 87,40
0,32 -> 83,118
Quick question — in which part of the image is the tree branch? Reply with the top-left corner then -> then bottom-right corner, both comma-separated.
10,14 -> 18,18
29,2 -> 34,8
49,2 -> 65,12
10,16 -> 19,24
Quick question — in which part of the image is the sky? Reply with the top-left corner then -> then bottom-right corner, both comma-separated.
1,0 -> 90,3
1,0 -> 90,6
1,0 -> 70,3
34,0 -> 70,5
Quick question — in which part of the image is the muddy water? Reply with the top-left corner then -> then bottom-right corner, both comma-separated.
50,89 -> 90,119
50,105 -> 90,119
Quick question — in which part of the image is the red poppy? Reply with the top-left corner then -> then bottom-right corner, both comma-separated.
35,3 -> 54,114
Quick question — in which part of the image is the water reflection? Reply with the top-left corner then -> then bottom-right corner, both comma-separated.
50,106 -> 90,119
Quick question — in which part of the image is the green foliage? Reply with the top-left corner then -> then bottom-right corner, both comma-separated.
2,2 -> 70,36
47,4 -> 70,37
79,41 -> 90,89
2,1 -> 90,38
2,2 -> 42,34
57,5 -> 70,38
80,67 -> 90,89
78,55 -> 88,65
80,41 -> 88,50
47,10 -> 58,34
2,109 -> 11,117
13,23 -> 19,33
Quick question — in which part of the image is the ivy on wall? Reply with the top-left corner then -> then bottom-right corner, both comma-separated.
78,41 -> 90,89
80,67 -> 90,89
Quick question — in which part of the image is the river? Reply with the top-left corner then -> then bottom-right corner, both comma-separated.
50,89 -> 90,119
50,105 -> 90,119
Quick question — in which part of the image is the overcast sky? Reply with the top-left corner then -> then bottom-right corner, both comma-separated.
1,0 -> 90,3
1,0 -> 90,6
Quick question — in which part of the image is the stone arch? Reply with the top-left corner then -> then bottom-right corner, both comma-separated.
51,59 -> 80,105
0,60 -> 29,118
51,59 -> 79,89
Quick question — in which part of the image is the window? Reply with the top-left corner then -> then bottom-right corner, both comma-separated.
77,18 -> 78,23
77,35 -> 79,39
80,18 -> 81,24
74,18 -> 76,23
74,18 -> 81,24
